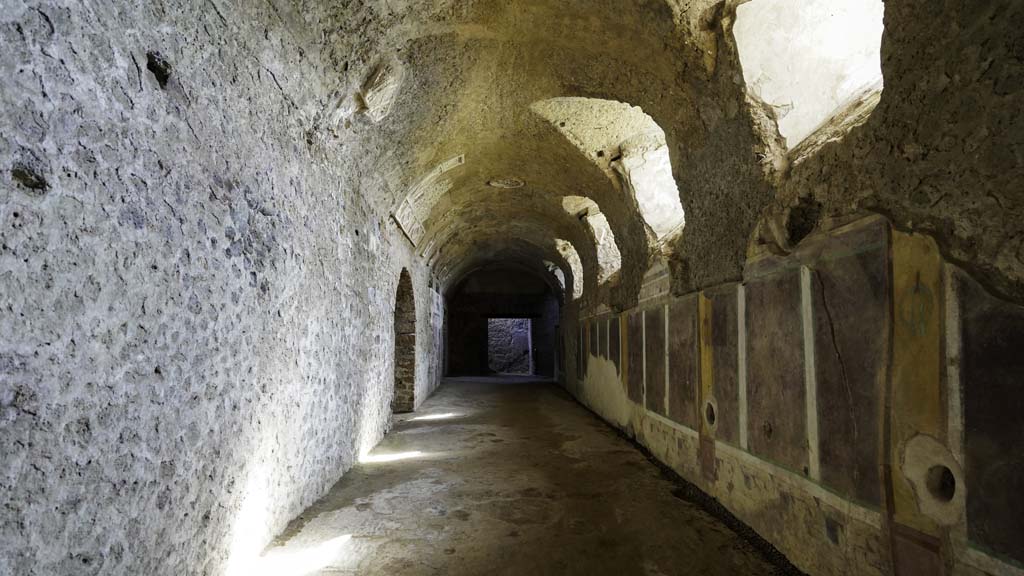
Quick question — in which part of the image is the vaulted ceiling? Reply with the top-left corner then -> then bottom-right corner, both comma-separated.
314,0 -> 737,308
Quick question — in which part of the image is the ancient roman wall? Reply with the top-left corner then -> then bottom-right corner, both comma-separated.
573,216 -> 1024,576
564,2 -> 1024,572
0,2 -> 441,574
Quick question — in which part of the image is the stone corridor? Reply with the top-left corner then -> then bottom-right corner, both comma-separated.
3,0 -> 1023,574
258,377 -> 783,576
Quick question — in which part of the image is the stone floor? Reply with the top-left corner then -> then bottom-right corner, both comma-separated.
258,377 -> 784,575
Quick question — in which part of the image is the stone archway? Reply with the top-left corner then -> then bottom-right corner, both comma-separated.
393,269 -> 416,413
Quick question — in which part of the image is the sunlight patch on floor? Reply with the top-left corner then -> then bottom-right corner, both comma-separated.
359,450 -> 428,464
247,535 -> 352,576
409,412 -> 462,422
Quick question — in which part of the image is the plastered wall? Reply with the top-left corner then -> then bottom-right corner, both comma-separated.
571,216 -> 1024,576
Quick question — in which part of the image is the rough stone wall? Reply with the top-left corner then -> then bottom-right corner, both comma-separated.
487,318 -> 531,374
647,0 -> 1024,310
760,1 -> 1024,304
0,2 -> 440,575
647,0 -> 781,296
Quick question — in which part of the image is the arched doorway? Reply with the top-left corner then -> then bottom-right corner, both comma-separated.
445,264 -> 561,378
393,269 -> 416,413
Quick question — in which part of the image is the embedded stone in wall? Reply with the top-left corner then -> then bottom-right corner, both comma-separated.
809,222 -> 887,507
746,268 -> 808,474
359,56 -> 405,123
644,307 -> 667,416
669,296 -> 700,429
960,270 -> 1024,565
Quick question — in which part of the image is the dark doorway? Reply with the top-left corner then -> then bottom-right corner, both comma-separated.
446,264 -> 560,377
487,318 -> 533,374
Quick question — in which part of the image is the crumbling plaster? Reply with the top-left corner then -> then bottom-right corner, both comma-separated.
750,1 -> 1024,303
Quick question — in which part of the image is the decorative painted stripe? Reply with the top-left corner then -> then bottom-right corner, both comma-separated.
642,408 -> 882,529
801,265 -> 821,482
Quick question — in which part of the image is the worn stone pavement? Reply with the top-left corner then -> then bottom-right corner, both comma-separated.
258,377 -> 783,575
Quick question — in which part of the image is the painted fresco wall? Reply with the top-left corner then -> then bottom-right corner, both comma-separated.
571,216 -> 1024,576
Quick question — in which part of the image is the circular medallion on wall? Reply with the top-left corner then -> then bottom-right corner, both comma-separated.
900,434 -> 964,526
703,398 -> 719,432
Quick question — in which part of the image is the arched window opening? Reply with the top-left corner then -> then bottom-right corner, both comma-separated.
532,98 -> 686,245
733,0 -> 884,149
562,196 -> 622,285
555,239 -> 585,301
393,269 -> 416,413
543,260 -> 566,294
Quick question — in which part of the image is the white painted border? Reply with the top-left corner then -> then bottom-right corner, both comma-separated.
647,410 -> 699,439
643,407 -> 882,529
801,266 -> 821,481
